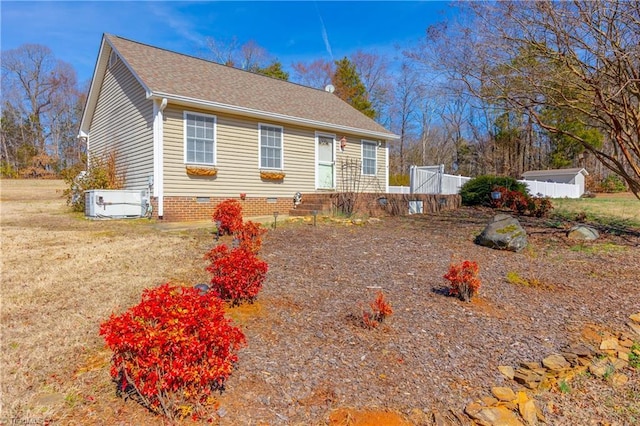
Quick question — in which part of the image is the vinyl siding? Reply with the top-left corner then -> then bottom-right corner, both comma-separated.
87,50 -> 154,190
162,106 -> 387,197
335,137 -> 387,193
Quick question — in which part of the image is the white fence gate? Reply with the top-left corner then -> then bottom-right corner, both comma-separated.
408,165 -> 471,195
388,165 -> 583,198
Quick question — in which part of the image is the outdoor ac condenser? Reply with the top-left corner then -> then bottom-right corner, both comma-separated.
85,190 -> 146,218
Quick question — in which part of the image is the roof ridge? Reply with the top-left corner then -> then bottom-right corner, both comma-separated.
104,33 -> 333,94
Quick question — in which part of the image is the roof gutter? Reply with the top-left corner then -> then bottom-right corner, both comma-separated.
147,92 -> 399,141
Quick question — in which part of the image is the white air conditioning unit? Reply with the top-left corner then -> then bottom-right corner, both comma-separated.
85,190 -> 147,218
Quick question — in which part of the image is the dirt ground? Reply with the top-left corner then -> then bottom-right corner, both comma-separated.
1,180 -> 639,425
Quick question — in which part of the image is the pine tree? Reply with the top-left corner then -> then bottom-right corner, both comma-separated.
256,61 -> 289,81
332,57 -> 376,119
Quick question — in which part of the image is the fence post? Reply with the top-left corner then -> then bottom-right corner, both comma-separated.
409,165 -> 415,195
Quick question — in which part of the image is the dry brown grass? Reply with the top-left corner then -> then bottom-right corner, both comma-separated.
552,192 -> 640,226
2,180 -> 638,425
0,179 -> 212,421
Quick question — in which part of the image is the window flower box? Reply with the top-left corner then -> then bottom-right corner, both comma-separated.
260,170 -> 285,181
186,166 -> 218,177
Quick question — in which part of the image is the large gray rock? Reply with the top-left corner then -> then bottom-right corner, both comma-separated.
475,214 -> 528,252
567,225 -> 599,240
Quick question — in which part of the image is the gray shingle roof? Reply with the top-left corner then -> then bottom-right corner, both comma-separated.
105,34 -> 396,139
522,168 -> 588,177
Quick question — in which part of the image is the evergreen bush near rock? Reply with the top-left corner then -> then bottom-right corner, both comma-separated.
460,175 -> 528,206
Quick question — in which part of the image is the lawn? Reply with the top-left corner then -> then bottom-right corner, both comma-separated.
1,180 -> 639,425
552,192 -> 640,229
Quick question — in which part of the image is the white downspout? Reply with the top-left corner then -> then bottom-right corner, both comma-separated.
384,141 -> 389,194
153,98 -> 168,218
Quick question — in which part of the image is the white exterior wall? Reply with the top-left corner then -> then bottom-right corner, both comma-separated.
87,50 -> 154,190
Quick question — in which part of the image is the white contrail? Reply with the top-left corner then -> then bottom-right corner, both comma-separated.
315,2 -> 333,60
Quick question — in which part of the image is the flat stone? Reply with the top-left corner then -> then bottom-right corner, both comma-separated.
498,365 -> 515,380
600,338 -> 620,351
520,361 -> 541,369
560,352 -> 580,366
542,354 -> 570,371
629,313 -> 640,323
612,373 -> 629,387
612,358 -> 628,370
618,351 -> 629,362
578,357 -> 591,366
567,225 -> 599,240
515,391 -> 530,405
519,399 -> 538,426
492,386 -> 516,402
497,401 -> 517,411
481,396 -> 499,407
468,406 -> 525,426
619,338 -> 634,348
465,401 -> 483,417
560,351 -> 578,360
514,368 -> 543,388
431,409 -> 449,426
589,358 -> 611,378
565,343 -> 595,357
627,321 -> 640,337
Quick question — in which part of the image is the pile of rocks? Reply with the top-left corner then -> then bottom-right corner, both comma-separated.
465,387 -> 544,426
460,312 -> 639,426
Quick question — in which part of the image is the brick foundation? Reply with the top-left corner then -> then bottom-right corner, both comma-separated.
151,196 -> 294,221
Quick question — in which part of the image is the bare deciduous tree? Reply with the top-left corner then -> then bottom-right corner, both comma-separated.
417,1 -> 640,196
203,36 -> 270,71
1,44 -> 83,176
291,59 -> 334,89
351,51 -> 393,126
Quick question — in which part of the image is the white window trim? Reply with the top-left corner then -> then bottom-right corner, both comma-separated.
361,139 -> 377,176
183,111 -> 217,166
258,123 -> 284,170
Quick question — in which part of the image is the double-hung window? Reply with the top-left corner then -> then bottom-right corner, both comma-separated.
185,112 -> 216,165
259,124 -> 283,169
361,140 -> 377,175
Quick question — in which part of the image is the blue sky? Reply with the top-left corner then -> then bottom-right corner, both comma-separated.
1,1 -> 453,85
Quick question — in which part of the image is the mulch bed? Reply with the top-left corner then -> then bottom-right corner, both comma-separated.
211,208 -> 640,425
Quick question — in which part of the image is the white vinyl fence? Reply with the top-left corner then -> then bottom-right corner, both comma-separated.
387,165 -> 583,198
387,186 -> 411,194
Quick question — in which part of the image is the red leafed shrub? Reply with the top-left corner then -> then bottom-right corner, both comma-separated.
362,291 -> 393,329
205,244 -> 268,305
212,199 -> 243,235
492,186 -> 554,217
99,283 -> 246,420
491,186 -> 529,215
444,260 -> 481,302
236,220 -> 267,253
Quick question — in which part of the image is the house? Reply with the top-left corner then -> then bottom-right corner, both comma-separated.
521,168 -> 588,196
79,34 -> 398,221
